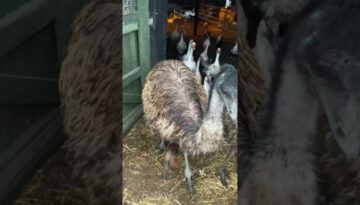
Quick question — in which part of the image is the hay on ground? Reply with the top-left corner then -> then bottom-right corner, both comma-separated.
123,117 -> 237,205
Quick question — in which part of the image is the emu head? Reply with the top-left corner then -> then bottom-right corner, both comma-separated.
213,64 -> 238,122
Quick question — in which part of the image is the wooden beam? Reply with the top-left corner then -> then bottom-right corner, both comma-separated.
122,105 -> 143,135
0,0 -> 56,58
0,109 -> 64,202
137,0 -> 151,90
122,66 -> 141,88
122,22 -> 139,35
123,93 -> 142,104
0,74 -> 59,104
194,0 -> 200,36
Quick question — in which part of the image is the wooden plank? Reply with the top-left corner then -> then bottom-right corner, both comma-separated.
0,0 -> 29,19
137,0 -> 151,89
123,93 -> 142,104
122,0 -> 150,134
122,22 -> 138,35
122,66 -> 141,88
0,109 -> 58,170
129,32 -> 139,69
122,34 -> 131,74
122,105 -> 143,135
0,109 -> 63,202
0,0 -> 56,58
55,0 -> 87,61
0,74 -> 59,104
194,0 -> 200,36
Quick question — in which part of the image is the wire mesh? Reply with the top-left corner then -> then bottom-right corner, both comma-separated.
123,0 -> 137,25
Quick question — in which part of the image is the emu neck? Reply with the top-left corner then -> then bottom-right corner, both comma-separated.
215,53 -> 220,66
201,44 -> 209,58
204,80 -> 210,97
188,47 -> 194,60
206,85 -> 224,120
181,85 -> 225,156
195,61 -> 201,79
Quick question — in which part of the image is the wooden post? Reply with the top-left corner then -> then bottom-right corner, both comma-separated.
194,0 -> 200,36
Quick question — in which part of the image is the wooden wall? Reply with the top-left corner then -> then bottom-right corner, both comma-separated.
0,0 -> 86,202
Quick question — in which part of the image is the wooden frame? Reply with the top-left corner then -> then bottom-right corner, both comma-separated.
0,74 -> 59,104
122,0 -> 150,134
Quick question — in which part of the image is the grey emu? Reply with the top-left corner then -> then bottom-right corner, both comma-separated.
239,0 -> 360,204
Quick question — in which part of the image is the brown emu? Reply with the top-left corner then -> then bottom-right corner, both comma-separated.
142,60 -> 237,192
59,0 -> 121,204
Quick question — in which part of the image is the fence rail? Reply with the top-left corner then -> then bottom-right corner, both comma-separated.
168,3 -> 236,31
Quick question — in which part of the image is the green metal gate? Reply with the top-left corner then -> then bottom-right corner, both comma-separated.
122,0 -> 151,134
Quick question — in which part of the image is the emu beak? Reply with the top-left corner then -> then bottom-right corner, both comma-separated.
192,42 -> 196,50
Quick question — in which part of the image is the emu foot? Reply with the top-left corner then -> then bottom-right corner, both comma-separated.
184,165 -> 194,193
185,175 -> 194,193
218,167 -> 230,187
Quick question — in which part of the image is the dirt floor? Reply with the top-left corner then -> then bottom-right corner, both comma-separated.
14,147 -> 88,205
13,116 -> 236,205
122,117 -> 237,205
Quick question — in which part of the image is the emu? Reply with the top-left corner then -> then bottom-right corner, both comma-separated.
239,0 -> 360,204
142,60 -> 237,192
216,0 -> 267,188
59,0 -> 121,204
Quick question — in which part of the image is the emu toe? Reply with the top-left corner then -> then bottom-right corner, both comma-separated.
218,167 -> 230,187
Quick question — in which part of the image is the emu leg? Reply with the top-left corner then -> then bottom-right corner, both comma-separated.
157,138 -> 166,155
218,146 -> 236,187
184,152 -> 194,193
163,149 -> 171,180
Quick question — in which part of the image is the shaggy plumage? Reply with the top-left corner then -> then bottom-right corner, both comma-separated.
142,60 -> 238,192
262,0 -> 312,22
236,1 -> 267,189
142,60 -> 221,157
59,1 -> 121,204
239,0 -> 360,204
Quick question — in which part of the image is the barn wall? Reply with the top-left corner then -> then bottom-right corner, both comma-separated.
0,0 -> 86,203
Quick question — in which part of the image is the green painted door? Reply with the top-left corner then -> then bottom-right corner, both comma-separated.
0,0 -> 86,202
122,0 -> 151,134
